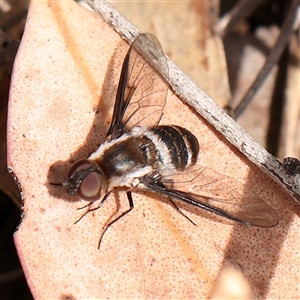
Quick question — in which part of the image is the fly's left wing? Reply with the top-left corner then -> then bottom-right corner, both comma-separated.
140,165 -> 279,228
107,34 -> 169,139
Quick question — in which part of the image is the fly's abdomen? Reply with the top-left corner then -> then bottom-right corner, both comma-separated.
147,125 -> 199,171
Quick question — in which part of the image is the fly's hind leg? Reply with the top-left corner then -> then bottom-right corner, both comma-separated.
142,173 -> 197,226
168,198 -> 197,226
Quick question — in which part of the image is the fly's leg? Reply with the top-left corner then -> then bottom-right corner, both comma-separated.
168,198 -> 197,226
144,174 -> 197,226
98,191 -> 134,249
74,192 -> 112,224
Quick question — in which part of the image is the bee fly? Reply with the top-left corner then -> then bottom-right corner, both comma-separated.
55,34 -> 278,248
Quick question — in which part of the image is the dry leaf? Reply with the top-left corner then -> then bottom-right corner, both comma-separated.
7,1 -> 299,299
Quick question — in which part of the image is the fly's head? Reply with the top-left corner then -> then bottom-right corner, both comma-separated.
64,160 -> 107,201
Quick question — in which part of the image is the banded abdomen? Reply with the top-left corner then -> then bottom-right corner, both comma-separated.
145,125 -> 199,173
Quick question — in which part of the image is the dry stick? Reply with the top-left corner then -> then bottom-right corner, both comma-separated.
85,0 -> 300,202
214,0 -> 265,38
234,0 -> 300,118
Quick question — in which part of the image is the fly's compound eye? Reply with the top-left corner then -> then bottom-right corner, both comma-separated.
67,159 -> 107,201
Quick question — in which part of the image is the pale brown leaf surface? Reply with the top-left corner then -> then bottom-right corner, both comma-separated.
111,0 -> 231,108
7,1 -> 299,299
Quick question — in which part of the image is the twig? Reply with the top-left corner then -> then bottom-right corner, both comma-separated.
234,0 -> 300,118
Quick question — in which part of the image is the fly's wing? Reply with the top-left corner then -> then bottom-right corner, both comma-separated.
107,33 -> 169,139
142,165 -> 279,227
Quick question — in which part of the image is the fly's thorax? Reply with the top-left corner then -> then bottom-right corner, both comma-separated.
86,128 -> 158,190
88,126 -> 149,161
98,135 -> 157,178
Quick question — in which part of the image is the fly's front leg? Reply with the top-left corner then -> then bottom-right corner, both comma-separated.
75,192 -> 112,224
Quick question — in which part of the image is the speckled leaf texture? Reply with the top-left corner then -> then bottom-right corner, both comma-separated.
7,1 -> 299,299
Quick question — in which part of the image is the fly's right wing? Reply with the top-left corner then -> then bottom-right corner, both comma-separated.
107,33 -> 169,139
141,165 -> 279,227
